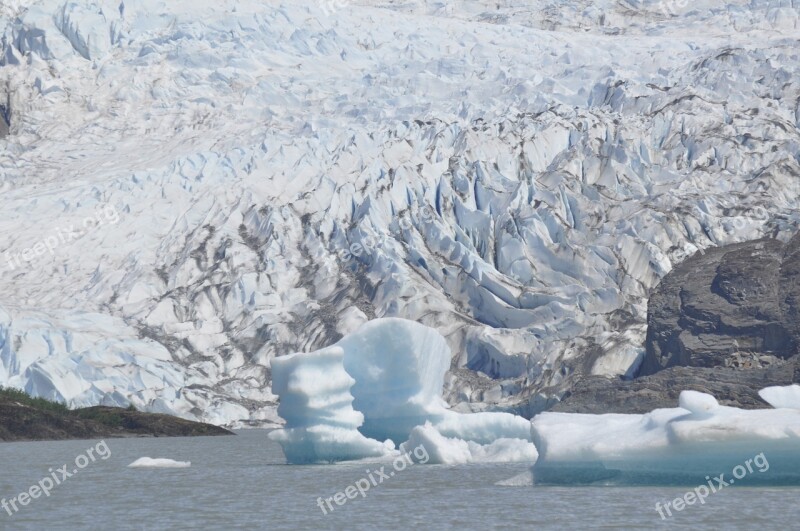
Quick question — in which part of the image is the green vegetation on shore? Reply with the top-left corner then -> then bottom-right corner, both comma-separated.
0,386 -> 233,442
0,386 -> 70,413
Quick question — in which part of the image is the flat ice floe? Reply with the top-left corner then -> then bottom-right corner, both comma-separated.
401,422 -> 538,465
531,388 -> 800,485
269,318 -> 537,464
128,457 -> 191,469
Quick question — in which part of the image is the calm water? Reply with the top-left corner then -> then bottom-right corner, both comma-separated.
1,430 -> 797,530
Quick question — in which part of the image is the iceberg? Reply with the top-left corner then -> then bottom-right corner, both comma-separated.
268,344 -> 396,464
269,319 -> 800,473
531,388 -> 800,485
495,470 -> 535,487
269,318 -> 537,464
401,422 -> 538,465
338,319 -> 451,443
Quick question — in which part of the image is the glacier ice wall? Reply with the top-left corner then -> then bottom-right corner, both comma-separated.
0,0 -> 799,424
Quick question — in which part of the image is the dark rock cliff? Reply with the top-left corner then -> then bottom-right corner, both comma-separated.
0,104 -> 8,138
641,235 -> 800,374
639,236 -> 800,375
555,234 -> 800,413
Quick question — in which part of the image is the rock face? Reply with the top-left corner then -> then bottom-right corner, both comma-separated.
641,235 -> 800,375
0,104 -> 7,138
552,360 -> 799,414
555,234 -> 800,413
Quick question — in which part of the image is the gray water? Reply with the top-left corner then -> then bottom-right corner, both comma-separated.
1,430 -> 797,530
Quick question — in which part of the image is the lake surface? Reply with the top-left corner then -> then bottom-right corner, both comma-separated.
1,429 -> 797,530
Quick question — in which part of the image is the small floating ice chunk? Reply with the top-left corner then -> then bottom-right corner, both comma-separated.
678,389 -> 719,415
495,470 -> 534,487
128,457 -> 191,468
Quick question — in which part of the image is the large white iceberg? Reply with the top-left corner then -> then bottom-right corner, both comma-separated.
531,389 -> 800,485
268,343 -> 396,464
338,319 -> 451,443
269,318 -> 537,464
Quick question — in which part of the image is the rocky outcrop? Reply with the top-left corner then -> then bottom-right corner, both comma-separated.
0,389 -> 234,442
0,103 -> 8,138
641,235 -> 800,375
552,359 -> 799,414
556,234 -> 800,413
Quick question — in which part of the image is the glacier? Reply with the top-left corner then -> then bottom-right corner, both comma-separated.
1,0 -> 800,427
269,318 -> 537,464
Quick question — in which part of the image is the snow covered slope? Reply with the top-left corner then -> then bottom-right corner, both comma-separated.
1,0 -> 799,425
